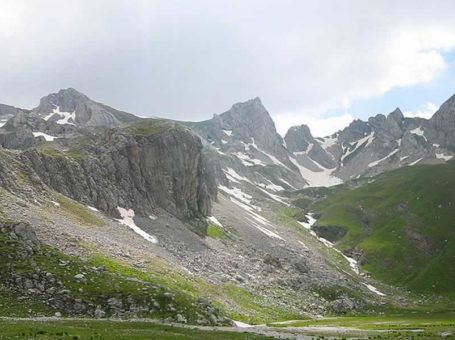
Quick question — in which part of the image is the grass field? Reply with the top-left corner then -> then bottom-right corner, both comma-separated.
311,164 -> 455,295
0,319 -> 271,339
271,312 -> 455,338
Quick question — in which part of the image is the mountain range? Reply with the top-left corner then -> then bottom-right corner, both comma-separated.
0,88 -> 454,329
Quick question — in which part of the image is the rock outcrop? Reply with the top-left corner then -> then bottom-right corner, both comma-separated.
20,121 -> 216,224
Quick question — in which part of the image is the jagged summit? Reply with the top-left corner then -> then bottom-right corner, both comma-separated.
31,88 -> 139,127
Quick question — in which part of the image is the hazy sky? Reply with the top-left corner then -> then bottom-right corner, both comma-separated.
2,0 -> 455,136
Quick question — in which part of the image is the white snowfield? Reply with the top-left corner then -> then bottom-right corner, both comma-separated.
116,207 -> 158,244
289,156 -> 342,188
44,105 -> 76,125
0,120 -> 7,128
32,132 -> 57,142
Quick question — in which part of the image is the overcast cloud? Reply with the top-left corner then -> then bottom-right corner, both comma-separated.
1,0 -> 455,136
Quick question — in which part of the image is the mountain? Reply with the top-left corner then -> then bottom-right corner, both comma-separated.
31,88 -> 139,127
0,88 -> 454,331
284,107 -> 454,182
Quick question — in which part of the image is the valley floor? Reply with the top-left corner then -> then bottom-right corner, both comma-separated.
0,314 -> 454,339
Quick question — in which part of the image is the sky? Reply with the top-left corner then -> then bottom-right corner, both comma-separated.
1,0 -> 455,137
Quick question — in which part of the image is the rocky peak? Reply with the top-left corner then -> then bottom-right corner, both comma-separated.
388,108 -> 404,122
31,88 -> 139,127
284,124 -> 314,152
218,97 -> 278,142
430,93 -> 455,147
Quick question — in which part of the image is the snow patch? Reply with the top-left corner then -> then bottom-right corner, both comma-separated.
341,132 -> 375,163
233,320 -> 253,328
44,105 -> 76,125
51,201 -> 60,207
278,178 -> 297,190
32,132 -> 57,142
148,214 -> 157,220
362,283 -> 386,296
234,152 -> 267,167
408,158 -> 423,166
223,129 -> 232,136
368,149 -> 399,168
410,127 -> 427,141
224,168 -> 252,184
87,206 -> 98,212
207,216 -> 223,228
436,153 -> 452,161
221,139 -> 228,144
299,214 -> 359,274
116,207 -> 158,244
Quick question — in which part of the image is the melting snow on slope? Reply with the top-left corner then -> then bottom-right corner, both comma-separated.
299,214 -> 359,274
319,135 -> 338,150
300,213 -> 386,294
234,152 -> 267,167
242,138 -> 293,172
117,207 -> 158,244
218,185 -> 258,209
87,206 -> 98,212
32,132 -> 57,142
233,320 -> 253,328
44,105 -> 76,125
362,283 -> 386,296
223,129 -> 233,136
341,132 -> 375,163
436,153 -> 453,161
224,168 -> 253,184
368,149 -> 399,168
218,185 -> 284,240
207,216 -> 223,227
289,156 -> 342,188
279,178 -> 297,190
0,120 -> 7,128
410,127 -> 427,141
408,158 -> 423,166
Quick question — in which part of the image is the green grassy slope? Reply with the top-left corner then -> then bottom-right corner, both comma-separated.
311,164 -> 455,294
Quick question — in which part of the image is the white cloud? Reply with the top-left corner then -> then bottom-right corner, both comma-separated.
404,102 -> 439,120
1,1 -> 455,122
274,111 -> 353,138
0,0 -> 26,39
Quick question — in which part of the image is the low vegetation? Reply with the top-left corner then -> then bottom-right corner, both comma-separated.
310,164 -> 455,295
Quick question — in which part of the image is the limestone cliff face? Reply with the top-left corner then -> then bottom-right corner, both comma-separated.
20,121 -> 216,222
